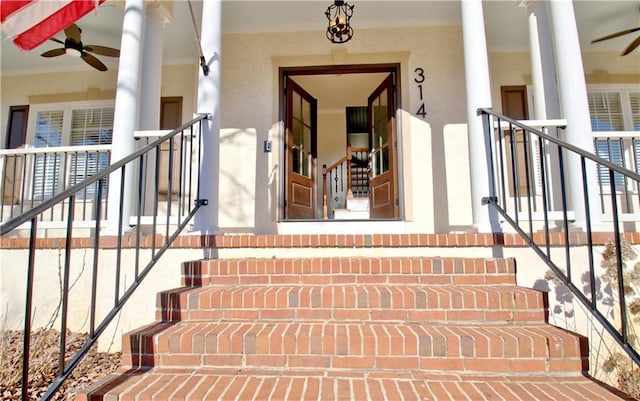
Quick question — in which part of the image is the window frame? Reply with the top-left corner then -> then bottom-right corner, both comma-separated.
24,100 -> 115,200
587,84 -> 640,194
587,84 -> 639,133
25,100 -> 115,147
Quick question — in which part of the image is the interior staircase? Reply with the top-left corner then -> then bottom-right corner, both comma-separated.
333,162 -> 370,220
78,243 -> 635,400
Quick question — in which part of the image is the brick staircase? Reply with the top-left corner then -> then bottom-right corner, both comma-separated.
79,255 -> 634,400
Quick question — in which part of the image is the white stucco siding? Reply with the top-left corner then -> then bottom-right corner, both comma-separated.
0,65 -> 195,144
489,51 -> 533,115
218,25 -> 467,231
1,25 -> 638,232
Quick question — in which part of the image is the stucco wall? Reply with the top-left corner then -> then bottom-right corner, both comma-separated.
0,64 -> 196,142
219,25 -> 465,231
1,26 -> 638,233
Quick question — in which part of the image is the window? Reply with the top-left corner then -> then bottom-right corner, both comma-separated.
588,91 -> 624,131
631,91 -> 640,130
27,101 -> 114,199
588,86 -> 640,189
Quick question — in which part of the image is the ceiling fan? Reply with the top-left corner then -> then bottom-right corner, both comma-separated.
40,24 -> 120,71
590,6 -> 640,56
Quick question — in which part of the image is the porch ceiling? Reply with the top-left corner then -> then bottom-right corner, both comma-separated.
0,0 -> 637,74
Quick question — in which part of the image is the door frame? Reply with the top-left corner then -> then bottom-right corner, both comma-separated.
368,74 -> 398,219
284,78 -> 318,219
278,63 -> 402,221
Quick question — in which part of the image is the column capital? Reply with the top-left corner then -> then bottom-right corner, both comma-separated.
145,0 -> 172,23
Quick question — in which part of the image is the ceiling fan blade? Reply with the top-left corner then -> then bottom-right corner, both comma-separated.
621,35 -> 640,56
81,52 -> 108,71
49,37 -> 65,45
41,48 -> 67,57
84,45 -> 120,57
591,27 -> 640,43
64,23 -> 82,43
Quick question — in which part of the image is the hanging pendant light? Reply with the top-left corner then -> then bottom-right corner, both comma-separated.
325,0 -> 354,44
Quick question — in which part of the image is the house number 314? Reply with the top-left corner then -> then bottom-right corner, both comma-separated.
414,67 -> 427,119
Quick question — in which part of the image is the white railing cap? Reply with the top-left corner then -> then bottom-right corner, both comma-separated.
0,144 -> 112,156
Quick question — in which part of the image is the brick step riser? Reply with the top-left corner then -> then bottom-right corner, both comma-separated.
157,286 -> 544,313
122,353 -> 586,374
182,275 -> 516,287
157,308 -> 546,323
182,258 -> 516,278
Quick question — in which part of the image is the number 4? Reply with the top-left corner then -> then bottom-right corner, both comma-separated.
416,103 -> 427,118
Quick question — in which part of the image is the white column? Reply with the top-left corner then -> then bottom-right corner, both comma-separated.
527,1 -> 560,120
527,0 -> 564,212
461,0 -> 496,232
549,0 -> 601,229
191,0 -> 221,234
138,5 -> 167,131
138,4 -> 169,215
105,0 -> 144,233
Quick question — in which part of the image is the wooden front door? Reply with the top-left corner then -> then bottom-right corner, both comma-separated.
158,97 -> 183,197
285,78 -> 317,219
500,86 -> 532,196
368,74 -> 398,219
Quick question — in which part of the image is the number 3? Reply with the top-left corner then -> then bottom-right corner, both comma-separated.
414,68 -> 425,84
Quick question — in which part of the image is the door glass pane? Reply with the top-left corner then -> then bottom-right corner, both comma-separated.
291,118 -> 311,178
302,98 -> 311,125
292,92 -> 301,120
302,126 -> 311,177
372,146 -> 389,177
370,88 -> 389,177
293,119 -> 303,149
372,90 -> 389,148
291,88 -> 313,178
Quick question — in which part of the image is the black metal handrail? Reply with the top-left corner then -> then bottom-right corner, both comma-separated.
1,114 -> 210,400
478,108 -> 640,368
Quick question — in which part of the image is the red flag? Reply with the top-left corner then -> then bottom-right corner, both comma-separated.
1,0 -> 105,51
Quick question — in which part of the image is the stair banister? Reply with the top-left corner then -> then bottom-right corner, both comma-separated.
322,163 -> 328,219
478,107 -> 640,368
347,143 -> 354,199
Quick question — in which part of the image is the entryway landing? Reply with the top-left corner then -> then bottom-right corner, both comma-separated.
277,220 -> 405,235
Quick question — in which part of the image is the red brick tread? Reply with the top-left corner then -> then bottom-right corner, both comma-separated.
158,284 -> 545,323
77,253 -> 632,400
78,368 -> 636,401
122,322 -> 586,373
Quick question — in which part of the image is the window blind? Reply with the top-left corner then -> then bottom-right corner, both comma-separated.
630,92 -> 640,131
595,138 -> 625,189
69,107 -> 114,197
588,92 -> 624,131
31,106 -> 114,200
33,110 -> 64,199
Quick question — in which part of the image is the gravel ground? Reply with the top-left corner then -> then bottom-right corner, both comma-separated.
0,329 -> 121,401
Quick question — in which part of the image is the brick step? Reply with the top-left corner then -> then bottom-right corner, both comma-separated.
181,257 -> 516,286
121,321 -> 586,374
78,367 -> 633,401
157,284 -> 546,323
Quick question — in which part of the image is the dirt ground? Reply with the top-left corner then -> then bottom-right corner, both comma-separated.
0,329 -> 121,401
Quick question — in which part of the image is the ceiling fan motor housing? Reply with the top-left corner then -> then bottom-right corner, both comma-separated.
64,38 -> 83,56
